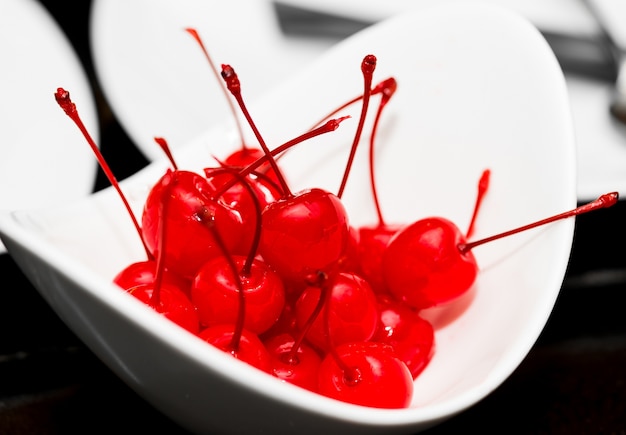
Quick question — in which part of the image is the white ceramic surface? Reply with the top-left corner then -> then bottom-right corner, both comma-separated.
0,3 -> 576,434
0,0 -> 99,253
275,0 -> 626,201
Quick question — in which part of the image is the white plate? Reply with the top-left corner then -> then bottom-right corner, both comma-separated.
89,0 -> 331,162
0,3 -> 577,433
0,0 -> 99,253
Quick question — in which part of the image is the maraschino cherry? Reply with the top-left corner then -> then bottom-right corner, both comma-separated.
192,172 -> 286,334
317,341 -> 414,409
383,190 -> 619,309
219,62 -> 353,288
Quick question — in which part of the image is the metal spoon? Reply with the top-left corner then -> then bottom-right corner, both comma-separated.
583,0 -> 626,123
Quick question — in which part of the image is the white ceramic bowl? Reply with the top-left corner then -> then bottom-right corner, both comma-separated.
0,3 -> 576,434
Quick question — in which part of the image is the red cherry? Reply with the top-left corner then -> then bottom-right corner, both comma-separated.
384,192 -> 619,310
260,188 -> 351,286
54,88 -> 152,259
192,256 -> 285,334
317,341 -> 413,409
337,225 -> 360,274
295,272 -> 378,352
141,169 -> 244,280
383,216 -> 479,309
264,332 -> 322,392
198,324 -> 272,373
127,283 -> 199,334
113,259 -> 190,294
372,294 -> 435,379
205,167 -> 281,256
219,63 -> 355,287
356,224 -> 403,294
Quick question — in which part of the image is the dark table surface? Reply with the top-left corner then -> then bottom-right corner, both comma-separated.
2,2 -> 626,434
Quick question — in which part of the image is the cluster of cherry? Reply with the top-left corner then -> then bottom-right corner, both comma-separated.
54,28 -> 618,409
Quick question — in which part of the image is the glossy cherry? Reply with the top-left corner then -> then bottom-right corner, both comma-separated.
383,191 -> 619,309
127,282 -> 199,334
198,324 -> 272,373
372,293 -> 435,379
295,272 -> 379,352
141,169 -> 244,280
264,332 -> 322,392
113,259 -> 190,294
204,166 -> 281,256
219,63 -> 353,287
192,255 -> 285,334
317,341 -> 413,409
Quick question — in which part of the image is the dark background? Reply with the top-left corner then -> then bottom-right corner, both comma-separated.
1,1 -> 625,433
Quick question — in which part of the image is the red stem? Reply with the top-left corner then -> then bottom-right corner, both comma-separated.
212,117 -> 349,198
195,205 -> 245,353
368,77 -> 397,226
185,28 -> 247,150
458,192 -> 619,253
220,64 -> 292,196
286,272 -> 330,363
337,54 -> 377,199
54,88 -> 153,261
204,166 -> 262,276
465,169 -> 491,239
153,137 -> 178,170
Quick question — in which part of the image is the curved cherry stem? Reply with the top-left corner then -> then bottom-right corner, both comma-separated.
220,64 -> 292,196
273,76 -> 395,167
212,154 -> 286,198
337,54 -> 377,199
458,191 -> 619,254
54,88 -> 153,261
308,77 -> 396,131
368,77 -> 397,226
204,166 -> 263,276
212,116 -> 349,198
194,205 -> 245,353
465,169 -> 491,239
286,271 -> 331,363
153,137 -> 179,171
184,28 -> 247,150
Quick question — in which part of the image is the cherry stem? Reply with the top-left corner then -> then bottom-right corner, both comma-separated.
153,137 -> 178,170
337,54 -> 377,199
287,271 -> 331,363
212,116 -> 349,198
368,77 -> 397,226
184,28 -> 247,150
308,77 -> 396,131
54,88 -> 153,261
204,166 -> 262,276
195,205 -> 245,353
273,76 -> 395,166
465,169 -> 491,239
220,64 -> 292,196
458,191 -> 619,254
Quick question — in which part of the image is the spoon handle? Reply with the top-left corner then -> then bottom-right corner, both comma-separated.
584,0 -> 626,123
585,0 -> 626,53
